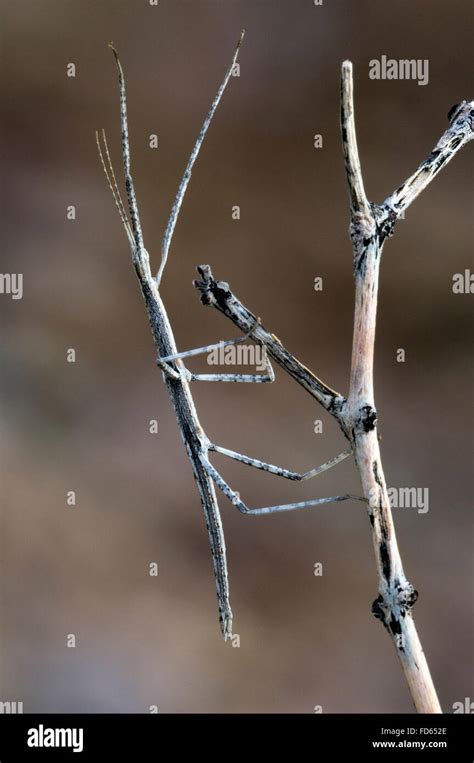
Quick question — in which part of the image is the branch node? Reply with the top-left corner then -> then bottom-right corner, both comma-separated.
372,582 -> 419,627
356,404 -> 378,434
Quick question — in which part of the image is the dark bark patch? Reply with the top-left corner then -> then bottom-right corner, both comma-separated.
433,152 -> 449,172
372,460 -> 383,488
355,248 -> 367,276
379,514 -> 390,541
359,404 -> 377,432
380,540 -> 391,581
389,614 -> 402,637
449,134 -> 463,151
447,103 -> 461,121
371,595 -> 385,621
405,587 -> 419,609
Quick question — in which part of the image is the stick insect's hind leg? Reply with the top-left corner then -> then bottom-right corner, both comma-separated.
200,456 -> 364,517
207,443 -> 353,481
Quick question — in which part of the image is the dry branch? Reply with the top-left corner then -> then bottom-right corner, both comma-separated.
194,63 -> 473,713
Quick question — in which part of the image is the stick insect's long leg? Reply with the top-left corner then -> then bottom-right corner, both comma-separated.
188,352 -> 275,383
201,457 -> 364,516
160,326 -> 256,364
158,319 -> 275,383
208,444 -> 353,481
156,353 -> 275,383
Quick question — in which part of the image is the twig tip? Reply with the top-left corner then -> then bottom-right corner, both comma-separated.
108,41 -> 121,69
342,60 -> 353,78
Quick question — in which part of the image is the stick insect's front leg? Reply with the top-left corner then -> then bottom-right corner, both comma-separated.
200,456 -> 364,517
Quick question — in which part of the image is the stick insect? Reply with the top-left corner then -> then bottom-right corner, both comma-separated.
96,32 -> 358,640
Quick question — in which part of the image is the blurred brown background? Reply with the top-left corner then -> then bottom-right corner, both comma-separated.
1,0 -> 472,713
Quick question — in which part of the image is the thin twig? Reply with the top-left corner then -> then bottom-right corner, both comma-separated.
340,61 -> 371,219
381,100 -> 474,223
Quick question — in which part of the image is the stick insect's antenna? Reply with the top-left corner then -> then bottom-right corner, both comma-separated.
101,128 -> 133,240
156,29 -> 245,287
95,129 -> 135,248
